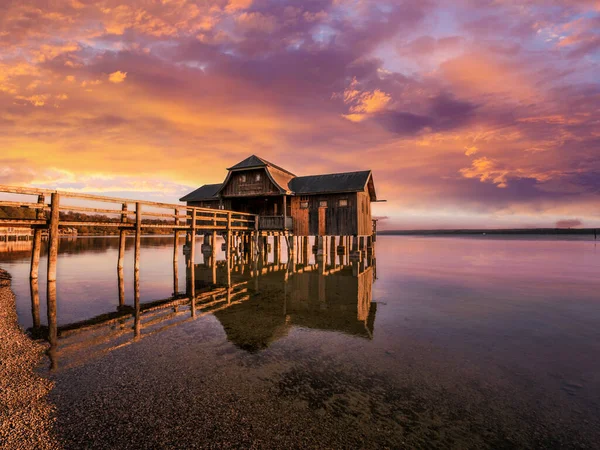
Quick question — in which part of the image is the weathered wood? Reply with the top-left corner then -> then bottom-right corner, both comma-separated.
0,185 -> 55,196
173,208 -> 180,296
134,202 -> 142,335
189,208 -> 197,318
30,277 -> 40,329
58,205 -> 133,215
29,194 -> 45,280
47,280 -> 58,370
330,235 -> 336,266
0,219 -> 47,227
118,203 -> 127,307
0,201 -> 46,209
47,193 -> 60,283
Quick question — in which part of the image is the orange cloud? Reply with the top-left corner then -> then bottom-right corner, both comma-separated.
108,71 -> 127,83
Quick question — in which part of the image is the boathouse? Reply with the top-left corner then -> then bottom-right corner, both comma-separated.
180,155 -> 377,236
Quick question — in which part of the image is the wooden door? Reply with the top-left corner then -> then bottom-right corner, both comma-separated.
318,207 -> 327,236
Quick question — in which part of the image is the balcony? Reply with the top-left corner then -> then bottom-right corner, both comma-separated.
258,215 -> 293,231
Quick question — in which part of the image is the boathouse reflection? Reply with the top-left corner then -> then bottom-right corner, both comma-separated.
30,236 -> 377,370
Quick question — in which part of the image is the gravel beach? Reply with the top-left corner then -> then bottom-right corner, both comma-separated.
0,268 -> 59,450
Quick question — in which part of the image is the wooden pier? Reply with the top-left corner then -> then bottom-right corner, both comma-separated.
1,184 -> 377,370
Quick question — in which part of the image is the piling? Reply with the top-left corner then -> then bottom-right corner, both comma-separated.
173,207 -> 180,296
189,208 -> 197,317
118,203 -> 127,307
134,202 -> 142,336
29,194 -> 45,280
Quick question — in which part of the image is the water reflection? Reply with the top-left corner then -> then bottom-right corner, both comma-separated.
29,238 -> 376,370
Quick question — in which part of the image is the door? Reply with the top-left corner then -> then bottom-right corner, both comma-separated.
318,207 -> 327,236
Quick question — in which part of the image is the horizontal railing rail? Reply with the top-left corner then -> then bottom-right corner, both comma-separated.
0,184 -> 258,232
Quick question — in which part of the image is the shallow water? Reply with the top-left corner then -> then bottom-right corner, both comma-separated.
2,235 -> 600,448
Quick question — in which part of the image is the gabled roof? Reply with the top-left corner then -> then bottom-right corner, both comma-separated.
180,156 -> 377,202
219,155 -> 296,195
227,154 -> 296,177
179,183 -> 222,202
289,170 -> 376,199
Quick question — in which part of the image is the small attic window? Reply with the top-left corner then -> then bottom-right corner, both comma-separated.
240,174 -> 247,182
255,173 -> 261,182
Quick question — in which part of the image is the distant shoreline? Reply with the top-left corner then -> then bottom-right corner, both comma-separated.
378,228 -> 598,236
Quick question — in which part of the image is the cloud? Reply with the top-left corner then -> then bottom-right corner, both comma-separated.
0,0 -> 597,228
555,219 -> 582,228
108,71 -> 127,83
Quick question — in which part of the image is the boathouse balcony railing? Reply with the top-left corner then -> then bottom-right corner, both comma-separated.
258,215 -> 293,231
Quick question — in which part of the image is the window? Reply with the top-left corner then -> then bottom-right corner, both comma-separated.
319,200 -> 328,208
255,173 -> 261,182
240,174 -> 246,182
338,199 -> 348,207
300,201 -> 309,209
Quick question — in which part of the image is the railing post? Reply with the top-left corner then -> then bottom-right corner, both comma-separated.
118,203 -> 127,307
226,212 -> 232,288
134,202 -> 141,336
189,208 -> 197,317
173,207 -> 179,296
29,194 -> 45,280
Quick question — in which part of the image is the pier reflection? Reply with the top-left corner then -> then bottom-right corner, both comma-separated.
29,236 -> 376,370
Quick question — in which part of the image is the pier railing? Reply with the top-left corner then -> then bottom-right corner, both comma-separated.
0,184 -> 259,282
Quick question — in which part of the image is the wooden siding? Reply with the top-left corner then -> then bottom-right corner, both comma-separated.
356,187 -> 372,236
188,200 -> 224,209
291,193 -> 359,236
221,169 -> 280,197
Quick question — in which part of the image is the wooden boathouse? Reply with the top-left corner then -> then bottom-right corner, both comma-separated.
180,155 -> 378,236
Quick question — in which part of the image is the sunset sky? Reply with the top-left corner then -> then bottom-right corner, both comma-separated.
1,0 -> 599,229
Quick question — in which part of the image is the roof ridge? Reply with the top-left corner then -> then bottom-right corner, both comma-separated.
294,169 -> 371,178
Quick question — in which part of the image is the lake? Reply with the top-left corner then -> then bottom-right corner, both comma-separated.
1,235 -> 600,448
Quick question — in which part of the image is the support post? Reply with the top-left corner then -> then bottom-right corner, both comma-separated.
47,280 -> 57,371
226,212 -> 232,288
283,195 -> 287,230
29,194 -> 45,280
302,236 -> 308,266
118,203 -> 127,307
47,192 -> 60,283
330,235 -> 336,267
173,208 -> 180,296
190,208 -> 197,317
30,277 -> 40,329
134,202 -> 142,336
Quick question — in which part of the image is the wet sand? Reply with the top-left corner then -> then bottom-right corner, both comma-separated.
0,269 -> 59,450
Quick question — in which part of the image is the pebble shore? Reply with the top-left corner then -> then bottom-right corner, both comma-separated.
0,269 -> 59,449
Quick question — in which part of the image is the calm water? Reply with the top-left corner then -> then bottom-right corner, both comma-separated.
2,235 -> 600,448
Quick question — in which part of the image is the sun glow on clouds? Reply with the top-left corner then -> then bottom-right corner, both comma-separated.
0,0 -> 599,228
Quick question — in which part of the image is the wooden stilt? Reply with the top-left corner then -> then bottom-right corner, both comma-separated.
118,203 -> 127,307
47,280 -> 57,371
46,192 -> 60,283
30,277 -> 40,329
173,207 -> 180,296
134,202 -> 142,336
190,209 -> 197,317
29,194 -> 45,280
